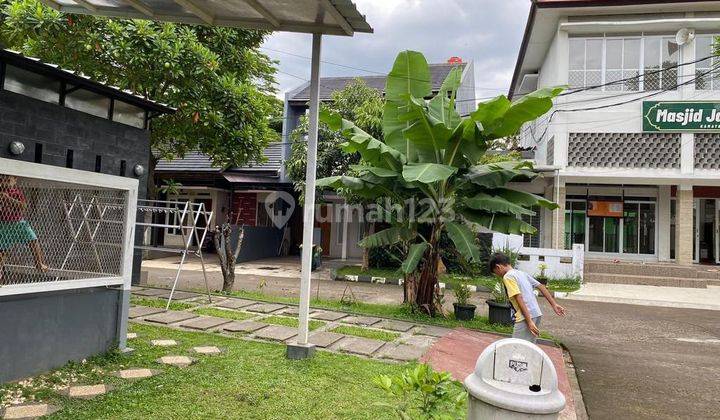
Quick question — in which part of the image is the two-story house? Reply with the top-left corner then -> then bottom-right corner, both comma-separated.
510,0 -> 720,285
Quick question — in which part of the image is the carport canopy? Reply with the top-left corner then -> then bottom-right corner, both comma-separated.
42,0 -> 373,358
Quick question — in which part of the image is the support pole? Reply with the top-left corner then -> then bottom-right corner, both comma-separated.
288,32 -> 322,360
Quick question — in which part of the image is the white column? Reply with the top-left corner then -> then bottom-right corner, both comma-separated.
657,185 -> 672,261
296,33 -> 322,348
681,133 -> 694,175
341,205 -> 349,260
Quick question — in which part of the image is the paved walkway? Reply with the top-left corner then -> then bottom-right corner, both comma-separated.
421,328 -> 577,420
131,286 -> 450,361
541,298 -> 720,420
562,283 -> 720,311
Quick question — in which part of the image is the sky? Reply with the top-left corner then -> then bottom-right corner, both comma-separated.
261,0 -> 531,99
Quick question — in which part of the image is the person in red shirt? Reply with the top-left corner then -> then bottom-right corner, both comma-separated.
0,175 -> 48,279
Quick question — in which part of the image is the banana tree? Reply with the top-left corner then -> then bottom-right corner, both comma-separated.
317,51 -> 561,315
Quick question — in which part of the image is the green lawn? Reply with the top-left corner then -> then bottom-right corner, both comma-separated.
260,315 -> 325,331
330,325 -> 400,342
0,324 -> 415,419
130,297 -> 196,311
439,273 -> 495,290
192,307 -> 255,321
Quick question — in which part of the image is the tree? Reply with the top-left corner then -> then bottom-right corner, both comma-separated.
317,51 -> 561,315
214,224 -> 243,292
0,0 -> 279,196
285,79 -> 383,268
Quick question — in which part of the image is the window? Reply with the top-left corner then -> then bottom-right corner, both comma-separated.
3,65 -> 60,104
564,200 -> 586,250
119,160 -> 127,177
113,100 -> 146,128
66,149 -> 74,168
34,143 -> 43,164
95,155 -> 102,173
569,36 -> 678,91
695,35 -> 719,90
522,205 -> 541,248
65,87 -> 111,119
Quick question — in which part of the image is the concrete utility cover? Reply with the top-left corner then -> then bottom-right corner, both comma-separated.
64,384 -> 112,399
381,343 -> 426,361
377,320 -> 415,332
415,325 -> 452,338
193,346 -> 222,355
216,299 -> 256,309
1,403 -> 59,419
222,321 -> 268,333
337,337 -> 385,356
163,291 -> 201,300
311,311 -> 348,321
307,331 -> 345,348
157,356 -> 195,368
132,288 -> 168,297
145,311 -> 198,324
150,339 -> 178,347
126,333 -> 138,340
342,316 -> 381,327
115,369 -> 159,379
128,306 -> 165,319
254,325 -> 297,342
244,303 -> 287,313
180,316 -> 231,331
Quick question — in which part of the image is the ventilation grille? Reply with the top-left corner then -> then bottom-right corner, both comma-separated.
694,133 -> 720,169
568,132 -> 680,168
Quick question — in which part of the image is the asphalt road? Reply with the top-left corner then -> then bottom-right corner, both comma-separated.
541,299 -> 720,420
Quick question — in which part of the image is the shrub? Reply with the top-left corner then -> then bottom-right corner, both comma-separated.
373,364 -> 466,419
453,283 -> 471,306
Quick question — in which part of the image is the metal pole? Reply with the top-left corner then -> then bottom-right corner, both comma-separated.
296,32 -> 322,349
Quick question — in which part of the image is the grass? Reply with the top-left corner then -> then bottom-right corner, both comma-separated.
547,277 -> 582,293
130,296 -> 196,311
440,273 -> 495,290
261,315 -> 325,331
335,265 -> 402,280
330,325 -> 400,342
191,307 -> 255,321
0,324 -> 416,419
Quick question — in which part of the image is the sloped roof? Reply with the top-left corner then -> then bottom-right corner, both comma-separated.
288,62 -> 468,102
156,142 -> 284,175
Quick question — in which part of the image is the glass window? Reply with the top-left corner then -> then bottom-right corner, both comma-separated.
623,203 -> 639,254
623,39 -> 641,91
605,39 -> 623,91
644,37 -> 661,90
585,39 -> 603,87
3,65 -> 60,104
522,205 -> 541,248
695,35 -> 717,90
569,39 -> 585,70
65,87 -> 110,119
564,201 -> 586,250
639,203 -> 656,254
661,37 -> 679,90
589,216 -> 620,253
113,100 -> 146,128
604,217 -> 620,253
588,217 -> 604,252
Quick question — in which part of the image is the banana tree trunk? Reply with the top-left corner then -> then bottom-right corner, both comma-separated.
415,225 -> 442,316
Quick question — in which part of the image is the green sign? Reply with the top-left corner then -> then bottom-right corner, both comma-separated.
643,101 -> 720,132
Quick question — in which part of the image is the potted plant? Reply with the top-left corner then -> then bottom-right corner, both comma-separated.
484,278 -> 513,326
452,283 -> 476,321
535,262 -> 548,286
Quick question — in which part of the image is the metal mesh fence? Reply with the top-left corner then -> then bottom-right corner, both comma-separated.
0,174 -> 129,287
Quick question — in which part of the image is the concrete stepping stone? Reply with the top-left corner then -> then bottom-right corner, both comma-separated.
311,311 -> 348,321
145,310 -> 198,325
1,403 -> 59,419
157,356 -> 195,368
223,321 -> 268,333
62,384 -> 112,399
245,303 -> 287,314
192,346 -> 222,355
215,298 -> 256,309
151,339 -> 178,347
128,306 -> 165,319
114,368 -> 160,379
282,307 -> 316,316
254,325 -> 297,342
307,331 -> 345,348
415,325 -> 452,338
336,337 -> 385,356
132,288 -> 168,297
152,290 -> 200,300
377,320 -> 415,332
380,343 -> 427,361
127,333 -> 138,340
342,316 -> 382,327
180,316 -> 231,331
401,335 -> 437,349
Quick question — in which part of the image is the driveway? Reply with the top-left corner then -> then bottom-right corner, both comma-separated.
541,299 -> 720,420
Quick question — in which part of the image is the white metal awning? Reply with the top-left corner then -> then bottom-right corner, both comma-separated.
40,0 -> 372,36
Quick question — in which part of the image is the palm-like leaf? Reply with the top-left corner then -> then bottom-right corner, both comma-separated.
359,226 -> 415,248
402,163 -> 457,184
401,242 -> 429,274
444,221 -> 480,262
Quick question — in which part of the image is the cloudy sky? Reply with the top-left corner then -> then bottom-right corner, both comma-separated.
261,0 -> 531,99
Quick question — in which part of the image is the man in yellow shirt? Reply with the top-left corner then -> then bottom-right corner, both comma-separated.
489,252 -> 566,343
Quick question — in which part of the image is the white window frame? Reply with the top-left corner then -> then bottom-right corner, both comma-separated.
569,34 -> 679,92
0,158 -> 137,296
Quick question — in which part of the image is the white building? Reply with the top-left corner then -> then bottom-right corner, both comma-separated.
510,0 -> 720,270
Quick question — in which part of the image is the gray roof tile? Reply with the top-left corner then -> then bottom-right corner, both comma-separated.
155,142 -> 284,173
